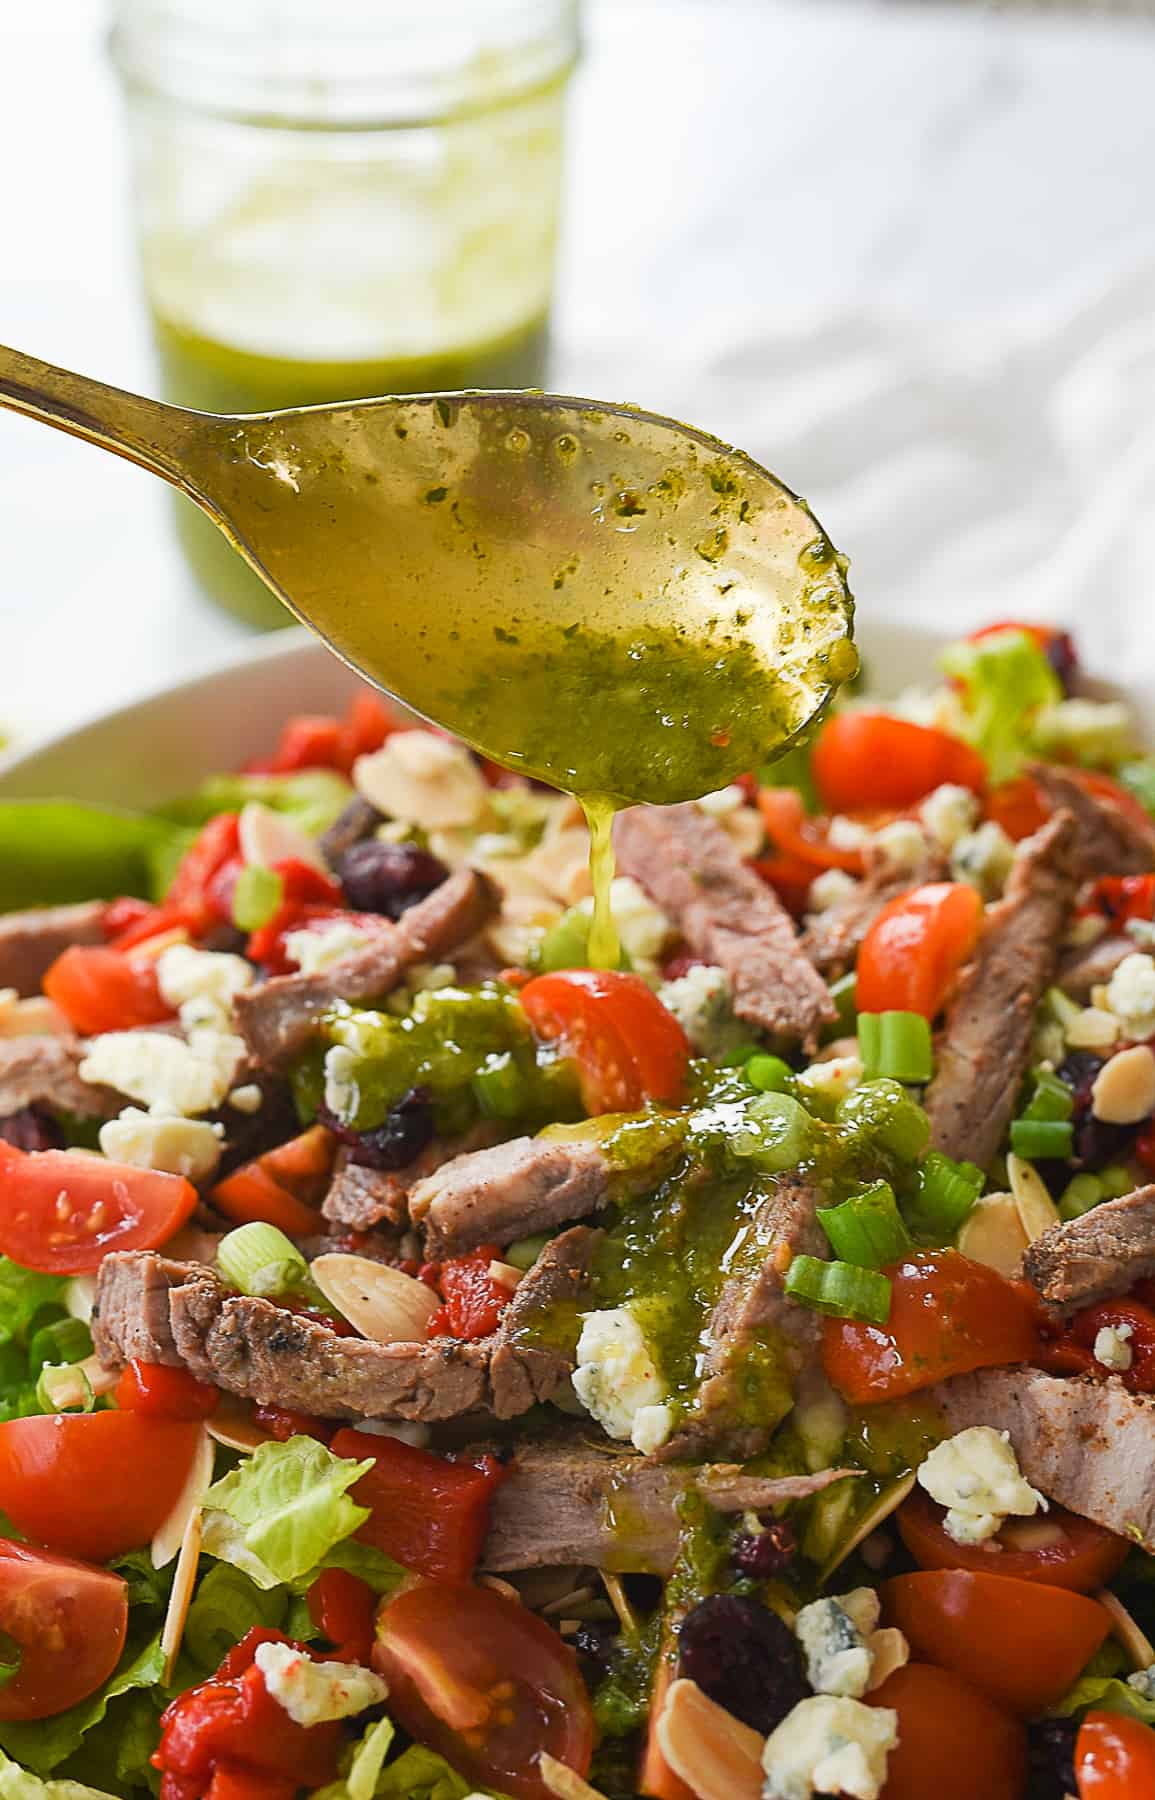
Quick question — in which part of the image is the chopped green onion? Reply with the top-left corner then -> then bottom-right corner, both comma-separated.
858,1012 -> 934,1084
818,1181 -> 912,1270
908,1150 -> 985,1240
836,1080 -> 930,1163
218,1222 -> 310,1299
827,972 -> 858,1037
28,1315 -> 91,1374
505,1232 -> 553,1272
1044,987 -> 1083,1033
1100,1164 -> 1135,1200
744,1053 -> 795,1095
729,1092 -> 816,1174
784,1255 -> 891,1324
472,1051 -> 530,1120
1021,1068 -> 1074,1124
1009,1118 -> 1073,1160
1118,759 -> 1155,821
719,1040 -> 763,1068
1059,1173 -> 1104,1221
35,1361 -> 94,1414
232,864 -> 285,932
536,907 -> 630,973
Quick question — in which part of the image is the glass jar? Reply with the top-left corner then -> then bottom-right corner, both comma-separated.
110,0 -> 581,627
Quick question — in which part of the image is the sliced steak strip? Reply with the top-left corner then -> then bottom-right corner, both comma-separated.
802,846 -> 948,979
482,1436 -> 855,1572
0,901 -> 107,997
924,811 -> 1078,1168
322,1125 -> 500,1233
937,1367 -> 1155,1550
0,1035 -> 120,1119
1030,763 -> 1155,882
235,867 -> 500,1067
1021,1185 -> 1155,1313
658,1175 -> 825,1462
614,803 -> 835,1050
410,1131 -> 669,1258
1057,933 -> 1133,1001
94,1244 -> 577,1425
489,1226 -> 600,1417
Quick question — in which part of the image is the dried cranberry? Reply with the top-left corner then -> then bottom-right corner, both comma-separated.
1075,1114 -> 1137,1170
1027,1717 -> 1077,1800
1058,1051 -> 1104,1100
1044,630 -> 1079,696
731,1518 -> 797,1580
214,1080 -> 302,1180
677,1594 -> 807,1735
571,1621 -> 616,1687
0,1107 -> 65,1152
319,1087 -> 435,1171
336,841 -> 448,920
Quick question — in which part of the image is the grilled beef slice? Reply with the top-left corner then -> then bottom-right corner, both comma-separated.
235,867 -> 500,1067
658,1175 -> 826,1462
802,844 -> 949,979
1021,1185 -> 1155,1313
409,1130 -> 679,1258
481,1436 -> 856,1572
937,1367 -> 1155,1549
614,803 -> 835,1050
0,901 -> 108,997
94,1229 -> 595,1424
323,1125 -> 502,1233
1029,763 -> 1155,882
924,811 -> 1078,1168
0,1035 -> 120,1120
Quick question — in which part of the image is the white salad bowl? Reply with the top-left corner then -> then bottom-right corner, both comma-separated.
0,618 -> 950,806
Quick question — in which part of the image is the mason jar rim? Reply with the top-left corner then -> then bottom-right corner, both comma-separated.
109,0 -> 582,128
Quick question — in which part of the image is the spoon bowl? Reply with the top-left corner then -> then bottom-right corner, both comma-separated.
0,348 -> 855,805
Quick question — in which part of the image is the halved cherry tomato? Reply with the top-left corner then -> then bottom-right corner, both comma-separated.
856,881 -> 984,1019
883,1569 -> 1111,1715
897,1487 -> 1128,1591
755,788 -> 865,875
210,1125 -> 336,1237
822,1251 -> 1041,1404
372,1581 -> 594,1800
115,1360 -> 220,1420
812,713 -> 986,814
306,1568 -> 376,1665
1077,1710 -> 1155,1797
866,1662 -> 1026,1800
428,1245 -> 511,1340
43,944 -> 174,1035
0,1143 -> 198,1275
331,1427 -> 504,1582
0,1539 -> 128,1721
1065,1299 -> 1155,1394
986,774 -> 1049,842
519,969 -> 690,1114
164,814 -> 243,936
0,1412 -> 203,1561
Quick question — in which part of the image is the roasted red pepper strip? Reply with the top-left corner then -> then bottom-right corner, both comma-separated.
244,862 -> 347,971
307,1568 -> 376,1665
1083,874 -> 1155,927
428,1244 -> 511,1340
331,1427 -> 505,1583
154,1628 -> 340,1790
253,1405 -> 334,1446
43,946 -> 174,1036
245,691 -> 396,776
115,1361 -> 219,1421
163,814 -> 243,936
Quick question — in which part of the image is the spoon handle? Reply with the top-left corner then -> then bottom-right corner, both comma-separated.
0,343 -> 205,494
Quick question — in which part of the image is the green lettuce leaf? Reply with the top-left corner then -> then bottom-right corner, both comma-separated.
0,1750 -> 121,1800
940,628 -> 1063,785
201,1435 -> 373,1586
373,1746 -> 493,1800
1051,1671 -> 1155,1726
0,803 -> 188,912
0,1636 -> 164,1776
0,1261 -> 75,1422
182,1561 -> 287,1676
159,769 -> 353,838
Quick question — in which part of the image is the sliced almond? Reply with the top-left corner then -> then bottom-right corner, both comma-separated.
238,801 -> 329,873
866,1626 -> 910,1692
819,1472 -> 917,1586
655,1678 -> 764,1800
958,1191 -> 1030,1277
600,1571 -> 639,1636
311,1253 -> 440,1344
1008,1153 -> 1062,1243
127,927 -> 191,964
0,993 -> 73,1037
354,732 -> 489,830
539,1754 -> 610,1800
152,1427 -> 215,1570
1098,1587 -> 1155,1670
161,1505 -> 203,1686
206,1394 -> 272,1454
489,1260 -> 524,1292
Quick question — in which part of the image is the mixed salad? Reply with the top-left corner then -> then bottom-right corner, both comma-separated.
3,624 -> 1155,1800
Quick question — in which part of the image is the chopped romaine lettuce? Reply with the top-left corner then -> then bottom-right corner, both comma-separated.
0,803 -> 188,912
201,1435 -> 374,1587
159,768 -> 353,838
0,1752 -> 121,1800
940,629 -> 1062,784
0,1636 -> 164,1778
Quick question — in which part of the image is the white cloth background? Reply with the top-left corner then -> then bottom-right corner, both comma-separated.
3,0 -> 1155,744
